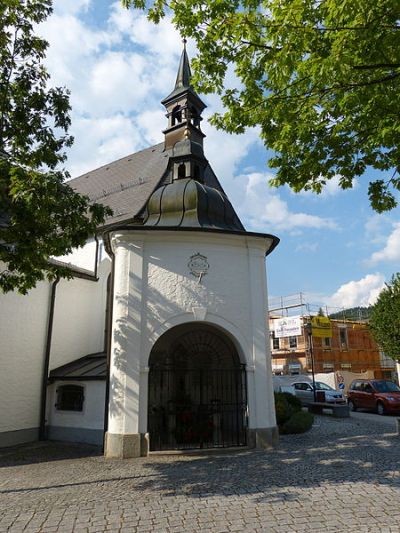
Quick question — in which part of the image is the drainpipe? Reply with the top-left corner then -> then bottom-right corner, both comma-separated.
103,237 -> 115,451
39,276 -> 60,441
94,235 -> 100,278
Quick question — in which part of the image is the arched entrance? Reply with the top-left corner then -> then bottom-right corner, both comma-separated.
148,323 -> 247,451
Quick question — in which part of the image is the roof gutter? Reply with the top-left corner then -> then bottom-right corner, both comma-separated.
39,276 -> 59,441
103,224 -> 280,257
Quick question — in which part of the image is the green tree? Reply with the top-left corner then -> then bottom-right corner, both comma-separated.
370,274 -> 400,361
0,0 -> 111,294
123,0 -> 400,212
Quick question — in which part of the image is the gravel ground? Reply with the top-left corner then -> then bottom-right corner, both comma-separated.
0,413 -> 399,533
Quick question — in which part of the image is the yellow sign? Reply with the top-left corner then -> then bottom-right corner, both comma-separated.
311,316 -> 332,338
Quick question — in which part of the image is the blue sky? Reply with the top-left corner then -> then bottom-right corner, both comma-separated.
41,0 -> 400,312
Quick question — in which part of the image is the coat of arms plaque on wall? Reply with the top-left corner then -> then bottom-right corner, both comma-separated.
188,253 -> 209,282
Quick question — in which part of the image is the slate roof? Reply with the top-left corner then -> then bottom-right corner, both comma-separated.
68,141 -> 239,230
68,143 -> 170,227
49,352 -> 107,381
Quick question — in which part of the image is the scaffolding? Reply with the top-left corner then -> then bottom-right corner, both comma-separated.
268,292 -> 371,322
268,294 -> 397,378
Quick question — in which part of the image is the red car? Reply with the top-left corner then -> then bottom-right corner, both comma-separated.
347,379 -> 400,415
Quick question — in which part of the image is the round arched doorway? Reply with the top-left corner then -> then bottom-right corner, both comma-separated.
148,323 -> 248,451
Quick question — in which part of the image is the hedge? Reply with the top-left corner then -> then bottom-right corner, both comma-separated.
280,411 -> 314,434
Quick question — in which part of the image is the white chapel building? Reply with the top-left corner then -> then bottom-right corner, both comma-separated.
0,48 -> 279,458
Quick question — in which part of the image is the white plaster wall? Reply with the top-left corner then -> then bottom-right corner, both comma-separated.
50,257 -> 111,370
0,254 -> 110,439
108,230 -> 277,436
47,381 -> 105,430
144,238 -> 252,350
55,238 -> 98,271
0,274 -> 51,434
140,233 -> 271,369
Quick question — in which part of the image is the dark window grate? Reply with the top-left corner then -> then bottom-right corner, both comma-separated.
56,385 -> 84,411
148,327 -> 248,451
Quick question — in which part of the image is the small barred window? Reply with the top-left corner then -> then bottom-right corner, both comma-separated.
56,385 -> 84,411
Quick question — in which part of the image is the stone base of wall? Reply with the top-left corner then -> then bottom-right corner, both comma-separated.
140,433 -> 150,456
47,426 -> 103,446
104,432 -> 143,458
0,427 -> 38,448
247,426 -> 279,449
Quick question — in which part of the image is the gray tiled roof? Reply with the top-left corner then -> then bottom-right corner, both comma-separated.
49,352 -> 107,381
68,141 -> 241,230
68,143 -> 170,227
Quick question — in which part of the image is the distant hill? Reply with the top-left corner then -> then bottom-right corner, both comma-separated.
329,306 -> 371,321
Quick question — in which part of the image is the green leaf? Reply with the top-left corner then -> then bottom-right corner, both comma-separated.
370,274 -> 400,362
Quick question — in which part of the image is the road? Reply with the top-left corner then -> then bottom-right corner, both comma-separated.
350,409 -> 400,429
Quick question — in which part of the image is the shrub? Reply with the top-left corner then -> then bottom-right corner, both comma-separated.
280,392 -> 302,412
274,392 -> 295,426
280,411 -> 314,434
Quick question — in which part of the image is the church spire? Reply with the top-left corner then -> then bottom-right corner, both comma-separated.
174,39 -> 191,91
162,39 -> 195,103
161,41 -> 206,152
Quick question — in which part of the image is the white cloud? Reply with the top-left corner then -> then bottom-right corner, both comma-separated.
227,172 -> 338,233
109,4 -> 182,58
295,242 -> 319,253
88,51 -> 152,114
204,126 -> 261,184
327,273 -> 385,308
53,0 -> 91,15
67,115 -> 143,177
135,110 -> 165,146
321,175 -> 351,197
368,223 -> 400,265
365,214 -> 399,247
295,174 -> 358,199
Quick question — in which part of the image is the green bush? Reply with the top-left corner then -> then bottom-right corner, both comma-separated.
274,392 -> 297,425
280,411 -> 314,434
280,392 -> 302,412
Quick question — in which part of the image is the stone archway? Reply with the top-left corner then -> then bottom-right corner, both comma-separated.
148,323 -> 247,451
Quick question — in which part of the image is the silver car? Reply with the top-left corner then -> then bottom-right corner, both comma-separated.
291,381 -> 346,405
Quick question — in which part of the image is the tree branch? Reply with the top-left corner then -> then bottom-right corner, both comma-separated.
240,39 -> 280,51
353,63 -> 400,70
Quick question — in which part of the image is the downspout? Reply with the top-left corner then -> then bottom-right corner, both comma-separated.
39,276 -> 60,441
103,236 -> 115,451
94,234 -> 100,278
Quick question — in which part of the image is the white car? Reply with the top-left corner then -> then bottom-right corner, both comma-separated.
291,381 -> 346,405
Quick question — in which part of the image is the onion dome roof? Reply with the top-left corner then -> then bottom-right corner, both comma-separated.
144,177 -> 244,231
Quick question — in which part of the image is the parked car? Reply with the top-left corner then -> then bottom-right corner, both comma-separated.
291,381 -> 346,405
347,379 -> 400,415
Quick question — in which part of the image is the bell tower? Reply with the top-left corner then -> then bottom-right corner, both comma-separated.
161,41 -> 208,183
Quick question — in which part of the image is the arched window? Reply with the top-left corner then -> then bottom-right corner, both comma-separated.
178,163 -> 186,179
191,107 -> 200,127
56,385 -> 84,411
171,105 -> 182,126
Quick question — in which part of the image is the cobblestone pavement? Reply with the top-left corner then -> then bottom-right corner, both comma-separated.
1,414 -> 400,533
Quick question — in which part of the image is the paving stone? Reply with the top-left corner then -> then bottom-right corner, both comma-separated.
0,414 -> 399,532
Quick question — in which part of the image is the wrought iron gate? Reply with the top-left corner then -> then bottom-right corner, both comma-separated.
148,366 -> 248,451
